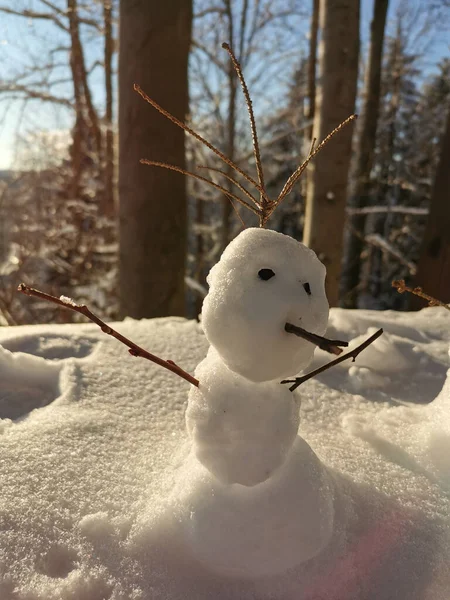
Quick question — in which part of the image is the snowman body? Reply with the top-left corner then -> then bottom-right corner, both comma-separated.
183,228 -> 335,576
186,346 -> 300,486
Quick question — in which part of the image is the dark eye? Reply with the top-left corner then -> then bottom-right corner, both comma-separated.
258,268 -> 275,281
303,282 -> 311,295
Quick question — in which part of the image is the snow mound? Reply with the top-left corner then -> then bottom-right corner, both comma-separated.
0,344 -> 64,420
174,436 -> 334,577
343,353 -> 450,488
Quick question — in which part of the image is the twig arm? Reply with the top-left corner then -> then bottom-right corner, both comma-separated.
281,328 -> 383,391
17,284 -> 199,387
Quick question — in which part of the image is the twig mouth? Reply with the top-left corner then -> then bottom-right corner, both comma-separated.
284,322 -> 348,355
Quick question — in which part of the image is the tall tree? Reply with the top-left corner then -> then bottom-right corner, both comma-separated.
119,1 -> 192,318
220,0 -> 243,254
303,0 -> 360,306
0,0 -> 116,217
306,0 -> 320,141
356,20 -> 426,308
413,105 -> 450,305
341,0 -> 389,308
103,0 -> 115,217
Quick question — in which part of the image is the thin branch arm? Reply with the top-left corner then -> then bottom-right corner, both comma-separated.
17,284 -> 199,387
281,328 -> 383,391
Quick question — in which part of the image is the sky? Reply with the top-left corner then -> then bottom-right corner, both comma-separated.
0,0 -> 448,171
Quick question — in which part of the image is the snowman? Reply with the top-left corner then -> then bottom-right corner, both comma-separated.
130,44 -> 359,576
174,226 -> 337,577
19,44 -> 362,579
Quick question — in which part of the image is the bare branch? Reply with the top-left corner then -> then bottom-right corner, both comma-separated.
140,159 -> 261,216
0,5 -> 67,30
134,83 -> 265,198
365,234 -> 417,274
191,39 -> 228,73
282,328 -> 384,391
135,50 -> 357,230
392,280 -> 450,311
275,114 -> 358,209
0,84 -> 74,108
222,42 -> 267,210
196,164 -> 260,208
347,206 -> 428,216
17,284 -> 200,387
194,6 -> 226,19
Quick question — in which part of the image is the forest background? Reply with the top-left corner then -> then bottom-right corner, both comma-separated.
0,0 -> 449,326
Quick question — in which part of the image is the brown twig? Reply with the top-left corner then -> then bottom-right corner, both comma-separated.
17,284 -> 199,387
134,44 -> 357,229
285,322 -> 348,355
134,83 -> 264,198
139,159 -> 260,216
392,279 -> 450,312
281,328 -> 383,391
196,164 -> 260,208
274,115 -> 358,210
221,42 -> 267,211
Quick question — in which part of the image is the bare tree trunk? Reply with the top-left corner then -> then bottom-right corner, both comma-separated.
103,0 -> 114,217
303,0 -> 360,306
302,0 -> 320,207
368,27 -> 401,300
119,0 -> 192,318
413,105 -> 450,306
67,0 -> 86,199
341,0 -> 389,307
220,0 -> 241,253
67,0 -> 102,157
306,0 -> 319,140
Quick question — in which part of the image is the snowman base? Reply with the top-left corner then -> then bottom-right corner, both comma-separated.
177,436 -> 334,578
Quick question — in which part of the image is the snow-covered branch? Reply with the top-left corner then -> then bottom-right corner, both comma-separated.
347,206 -> 428,216
365,233 -> 417,274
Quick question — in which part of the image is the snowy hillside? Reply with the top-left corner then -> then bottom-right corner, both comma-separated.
0,307 -> 449,599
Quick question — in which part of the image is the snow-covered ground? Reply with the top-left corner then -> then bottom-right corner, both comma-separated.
1,307 -> 449,599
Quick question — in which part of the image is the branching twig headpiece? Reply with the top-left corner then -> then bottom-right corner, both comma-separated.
135,43 -> 357,228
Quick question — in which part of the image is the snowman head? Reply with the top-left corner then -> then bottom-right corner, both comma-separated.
201,228 -> 329,382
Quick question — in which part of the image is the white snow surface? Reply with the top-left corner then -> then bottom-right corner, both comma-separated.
0,307 -> 450,599
201,228 -> 329,382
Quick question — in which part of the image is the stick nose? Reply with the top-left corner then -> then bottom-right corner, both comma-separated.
284,322 -> 348,356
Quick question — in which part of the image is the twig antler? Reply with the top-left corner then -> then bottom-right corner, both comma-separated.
392,279 -> 450,312
17,284 -> 200,387
135,43 -> 357,228
221,42 -> 267,210
281,328 -> 383,391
